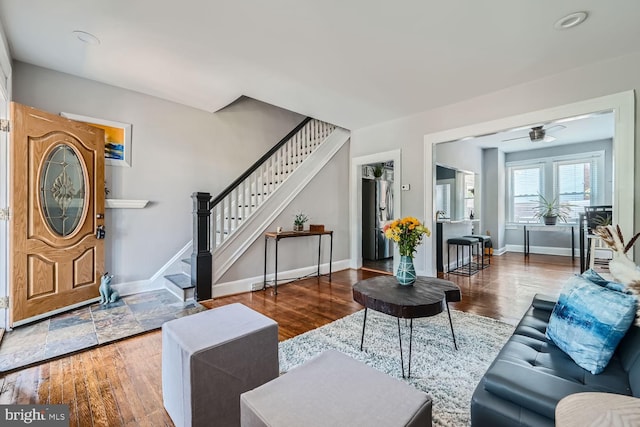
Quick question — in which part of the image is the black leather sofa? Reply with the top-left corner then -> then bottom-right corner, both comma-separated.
471,294 -> 640,426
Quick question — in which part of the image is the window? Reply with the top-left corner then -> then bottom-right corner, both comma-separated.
508,165 -> 543,223
507,151 -> 605,224
554,156 -> 603,221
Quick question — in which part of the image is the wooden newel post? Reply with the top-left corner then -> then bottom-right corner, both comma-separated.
191,192 -> 212,301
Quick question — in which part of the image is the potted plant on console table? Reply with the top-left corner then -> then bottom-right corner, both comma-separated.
293,212 -> 309,232
533,194 -> 572,225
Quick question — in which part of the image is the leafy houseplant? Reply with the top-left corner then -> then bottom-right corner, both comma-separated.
532,194 -> 572,225
372,163 -> 385,179
293,212 -> 309,231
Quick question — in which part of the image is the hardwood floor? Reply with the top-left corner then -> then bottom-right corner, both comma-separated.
0,253 -> 578,426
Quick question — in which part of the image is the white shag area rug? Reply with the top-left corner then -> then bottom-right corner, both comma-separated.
278,309 -> 515,427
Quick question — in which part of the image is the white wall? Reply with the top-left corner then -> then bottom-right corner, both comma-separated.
351,51 -> 640,271
12,62 -> 306,287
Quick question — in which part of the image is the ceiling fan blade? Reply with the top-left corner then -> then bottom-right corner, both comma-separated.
544,124 -> 566,134
502,134 -> 529,142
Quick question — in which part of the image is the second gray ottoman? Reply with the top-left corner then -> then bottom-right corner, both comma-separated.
240,349 -> 432,426
162,303 -> 278,427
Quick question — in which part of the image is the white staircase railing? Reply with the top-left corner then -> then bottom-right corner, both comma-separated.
210,118 -> 336,250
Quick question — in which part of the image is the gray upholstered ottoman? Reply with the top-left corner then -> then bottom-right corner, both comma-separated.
162,303 -> 278,427
240,349 -> 432,427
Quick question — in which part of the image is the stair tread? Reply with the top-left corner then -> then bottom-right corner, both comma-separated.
181,258 -> 191,265
164,273 -> 194,289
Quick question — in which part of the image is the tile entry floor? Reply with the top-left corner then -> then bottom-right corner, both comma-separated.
0,289 -> 205,373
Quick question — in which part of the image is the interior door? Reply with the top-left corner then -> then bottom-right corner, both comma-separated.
10,103 -> 105,325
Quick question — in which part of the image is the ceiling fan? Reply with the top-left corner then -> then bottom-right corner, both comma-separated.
502,124 -> 566,143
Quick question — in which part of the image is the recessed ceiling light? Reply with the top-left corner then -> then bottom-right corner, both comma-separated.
554,12 -> 588,30
72,30 -> 101,45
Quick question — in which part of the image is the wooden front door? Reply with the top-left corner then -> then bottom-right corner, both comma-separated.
9,103 -> 105,325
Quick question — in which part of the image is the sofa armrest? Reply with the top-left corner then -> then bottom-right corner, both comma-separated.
483,360 -> 588,419
532,294 -> 557,312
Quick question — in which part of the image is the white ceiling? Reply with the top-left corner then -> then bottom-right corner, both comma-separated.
1,1 -> 640,129
456,111 -> 614,153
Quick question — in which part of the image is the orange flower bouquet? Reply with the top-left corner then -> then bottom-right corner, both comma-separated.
383,217 -> 431,257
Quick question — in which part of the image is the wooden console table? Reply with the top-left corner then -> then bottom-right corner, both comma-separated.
263,230 -> 333,295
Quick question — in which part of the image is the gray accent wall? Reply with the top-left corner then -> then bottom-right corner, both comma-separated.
221,142 -> 350,282
11,61 -> 310,285
504,138 -> 613,204
482,148 -> 506,250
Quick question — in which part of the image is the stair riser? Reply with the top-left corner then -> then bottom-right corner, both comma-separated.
164,278 -> 195,302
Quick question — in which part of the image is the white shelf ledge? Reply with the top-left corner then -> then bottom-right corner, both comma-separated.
105,199 -> 149,209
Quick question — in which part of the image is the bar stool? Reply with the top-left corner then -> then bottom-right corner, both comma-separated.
447,237 -> 480,276
463,234 -> 492,269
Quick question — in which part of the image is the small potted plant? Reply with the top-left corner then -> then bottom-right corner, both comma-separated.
293,212 -> 309,231
372,163 -> 385,179
532,194 -> 572,225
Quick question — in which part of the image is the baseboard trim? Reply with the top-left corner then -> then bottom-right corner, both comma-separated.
493,246 -> 507,256
213,259 -> 351,298
112,280 -> 164,297
505,244 -> 575,257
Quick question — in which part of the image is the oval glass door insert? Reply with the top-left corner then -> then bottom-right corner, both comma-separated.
40,144 -> 86,236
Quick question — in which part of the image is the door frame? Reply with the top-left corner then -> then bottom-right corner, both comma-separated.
350,149 -> 401,271
0,71 -> 9,331
423,90 -> 636,274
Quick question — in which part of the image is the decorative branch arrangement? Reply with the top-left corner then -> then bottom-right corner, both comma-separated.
594,225 -> 640,293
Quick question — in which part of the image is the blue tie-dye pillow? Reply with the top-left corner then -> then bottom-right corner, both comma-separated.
581,269 -> 631,294
546,275 -> 637,374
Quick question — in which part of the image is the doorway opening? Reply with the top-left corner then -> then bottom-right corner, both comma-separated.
361,161 -> 394,273
350,149 -> 402,274
424,91 -> 635,276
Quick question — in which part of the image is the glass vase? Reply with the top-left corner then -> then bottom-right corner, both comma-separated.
396,255 -> 416,286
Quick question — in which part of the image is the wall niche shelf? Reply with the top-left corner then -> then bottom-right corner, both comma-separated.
105,199 -> 149,209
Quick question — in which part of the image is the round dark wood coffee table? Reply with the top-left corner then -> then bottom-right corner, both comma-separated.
352,275 -> 462,378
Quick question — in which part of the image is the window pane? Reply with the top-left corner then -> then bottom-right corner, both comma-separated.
557,162 -> 591,221
513,168 -> 540,196
511,167 -> 540,222
40,144 -> 86,236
